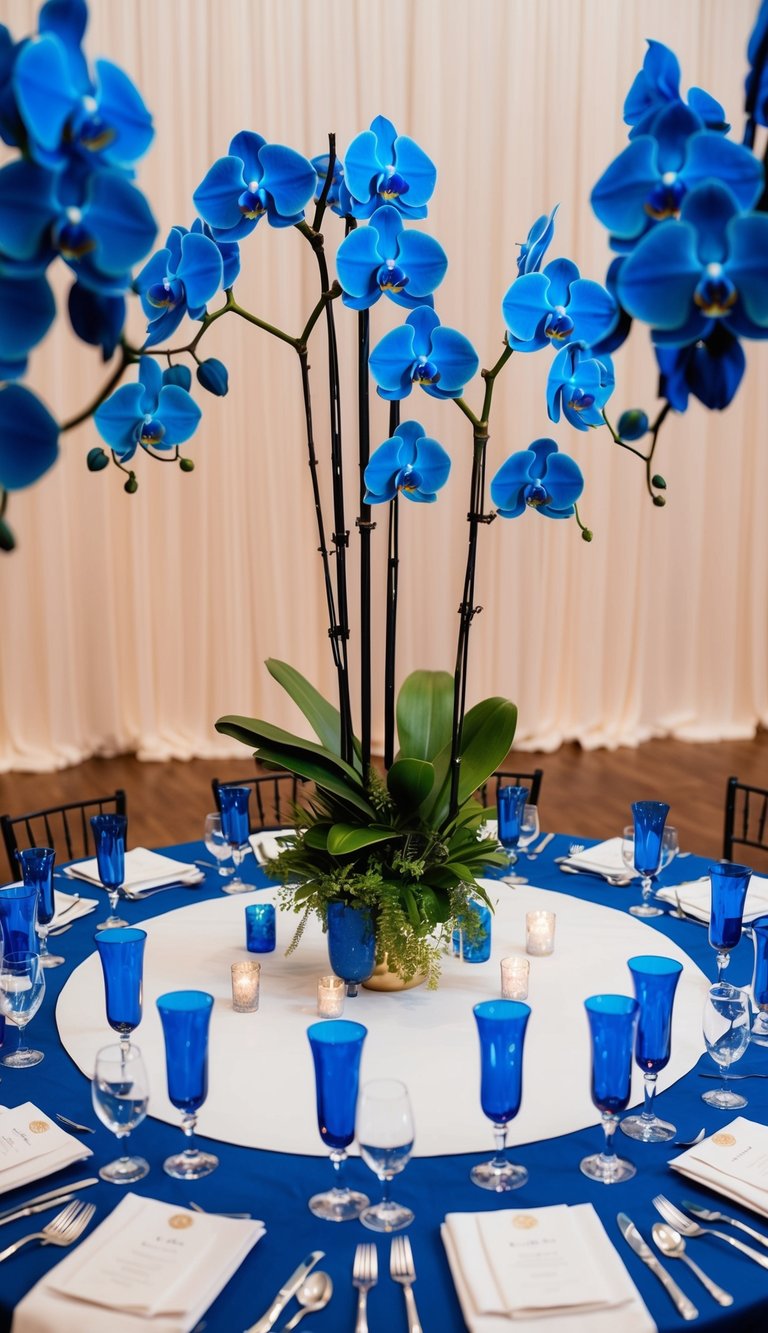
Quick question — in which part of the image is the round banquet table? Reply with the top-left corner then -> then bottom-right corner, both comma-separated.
1,835 -> 768,1333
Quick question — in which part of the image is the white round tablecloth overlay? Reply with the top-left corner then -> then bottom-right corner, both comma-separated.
56,882 -> 710,1156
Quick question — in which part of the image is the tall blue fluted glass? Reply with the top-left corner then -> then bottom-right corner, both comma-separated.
326,902 -> 376,997
621,955 -> 683,1143
581,994 -> 639,1183
750,914 -> 768,1046
0,884 -> 38,957
307,1019 -> 369,1221
18,847 -> 62,968
472,999 -> 530,1191
497,786 -> 529,884
630,800 -> 669,917
91,813 -> 129,929
218,785 -> 251,892
156,990 -> 218,1179
95,927 -> 146,1053
709,862 -> 752,979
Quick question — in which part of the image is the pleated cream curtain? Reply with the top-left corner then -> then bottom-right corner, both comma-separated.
0,0 -> 766,771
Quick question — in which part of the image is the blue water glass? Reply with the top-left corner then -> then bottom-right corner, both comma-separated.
245,903 -> 276,953
621,955 -> 683,1143
630,800 -> 669,918
90,813 -> 129,929
95,926 -> 146,1051
497,786 -> 529,883
709,862 -> 752,979
471,999 -> 530,1191
326,901 -> 376,997
0,884 -> 38,957
581,994 -> 639,1184
750,914 -> 768,1046
307,1019 -> 369,1220
18,847 -> 63,969
218,786 -> 251,892
454,900 -> 492,963
156,990 -> 219,1179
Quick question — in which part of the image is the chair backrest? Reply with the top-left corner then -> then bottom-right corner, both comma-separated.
212,772 -> 309,832
477,768 -> 544,809
723,775 -> 768,867
0,789 -> 127,878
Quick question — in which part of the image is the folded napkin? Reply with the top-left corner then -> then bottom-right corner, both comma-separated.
669,1116 -> 768,1220
13,1193 -> 265,1333
51,889 -> 98,926
563,838 -> 636,877
442,1203 -> 654,1331
249,828 -> 294,865
656,874 -> 768,924
63,848 -> 203,895
0,1102 -> 91,1196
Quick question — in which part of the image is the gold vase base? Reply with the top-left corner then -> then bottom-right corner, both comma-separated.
362,958 -> 427,992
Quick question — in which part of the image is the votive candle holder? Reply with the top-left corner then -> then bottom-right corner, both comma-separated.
245,903 -> 276,953
317,975 -> 345,1018
231,960 -> 261,1012
526,910 -> 556,956
500,955 -> 530,1000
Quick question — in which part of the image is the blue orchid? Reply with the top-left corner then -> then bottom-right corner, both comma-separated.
0,262 -> 55,378
0,383 -> 59,489
746,1 -> 768,129
311,153 -> 353,217
336,205 -> 447,311
136,222 -> 237,347
624,40 -> 728,139
516,205 -> 558,276
369,307 -> 479,401
193,131 -> 316,242
94,356 -> 201,461
343,116 -> 436,220
617,181 -> 768,345
502,258 -> 617,352
546,344 -> 615,430
590,257 -> 632,356
491,438 -> 583,519
364,421 -> 450,504
67,280 -> 124,360
592,103 -> 763,244
656,325 -> 746,412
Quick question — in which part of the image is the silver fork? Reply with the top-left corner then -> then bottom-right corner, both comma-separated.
568,842 -> 585,855
352,1242 -> 377,1333
653,1194 -> 768,1270
390,1235 -> 422,1333
0,1200 -> 95,1261
681,1200 -> 768,1251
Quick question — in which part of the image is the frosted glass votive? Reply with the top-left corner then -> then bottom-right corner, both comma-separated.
500,955 -> 530,999
317,975 -> 345,1018
526,910 -> 556,956
231,960 -> 261,1012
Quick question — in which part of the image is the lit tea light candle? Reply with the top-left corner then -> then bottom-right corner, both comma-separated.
526,910 -> 556,956
500,955 -> 530,999
245,903 -> 276,953
231,960 -> 261,1012
317,975 -> 345,1018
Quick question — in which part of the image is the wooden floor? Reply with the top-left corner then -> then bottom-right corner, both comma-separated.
0,730 -> 765,872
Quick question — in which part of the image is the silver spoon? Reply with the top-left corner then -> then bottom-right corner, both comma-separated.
652,1222 -> 733,1305
282,1272 -> 333,1329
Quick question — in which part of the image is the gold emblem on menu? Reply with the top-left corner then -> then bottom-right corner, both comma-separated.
28,1120 -> 50,1134
512,1215 -> 538,1230
712,1132 -> 736,1148
168,1214 -> 193,1229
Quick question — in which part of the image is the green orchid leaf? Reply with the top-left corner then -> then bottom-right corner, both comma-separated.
440,859 -> 479,884
266,659 -> 362,769
426,696 -> 518,827
251,744 -> 375,818
396,670 -> 454,761
417,884 -> 452,923
326,824 -> 397,856
303,825 -> 331,850
400,884 -> 423,930
216,714 -> 365,788
386,757 -> 435,811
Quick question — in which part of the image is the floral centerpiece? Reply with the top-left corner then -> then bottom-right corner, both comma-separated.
2,1 -> 768,983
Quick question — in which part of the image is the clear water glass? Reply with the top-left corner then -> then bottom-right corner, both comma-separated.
519,804 -> 541,857
358,1079 -> 415,1232
702,982 -> 751,1109
203,813 -> 234,879
92,1042 -> 150,1184
18,847 -> 63,968
0,950 -> 46,1068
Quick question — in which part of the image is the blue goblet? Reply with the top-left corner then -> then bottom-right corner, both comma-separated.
581,994 -> 639,1183
471,999 -> 530,1191
629,800 -> 669,917
96,927 -> 146,1055
497,786 -> 529,885
18,847 -> 62,968
307,1019 -> 369,1221
0,884 -> 38,958
750,914 -> 768,1046
90,813 -> 129,929
709,862 -> 752,979
326,902 -> 376,997
621,955 -> 683,1143
156,990 -> 219,1179
218,785 -> 251,893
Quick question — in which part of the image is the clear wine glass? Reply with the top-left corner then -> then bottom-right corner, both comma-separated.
519,805 -> 541,860
0,950 -> 46,1068
702,982 -> 751,1109
90,813 -> 129,929
17,847 -> 63,968
91,1042 -> 150,1184
203,813 -> 234,880
358,1079 -> 415,1232
497,785 -> 530,885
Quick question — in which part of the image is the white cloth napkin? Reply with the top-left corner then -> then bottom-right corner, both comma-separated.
63,849 -> 203,895
51,889 -> 98,926
12,1193 -> 265,1333
656,874 -> 768,923
442,1203 -> 655,1331
563,839 -> 636,877
669,1117 -> 768,1220
0,1103 -> 91,1196
248,828 -> 294,865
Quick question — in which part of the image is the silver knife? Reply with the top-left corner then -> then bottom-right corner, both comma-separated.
530,831 -> 555,855
243,1251 -> 324,1333
617,1214 -> 698,1320
0,1177 -> 99,1228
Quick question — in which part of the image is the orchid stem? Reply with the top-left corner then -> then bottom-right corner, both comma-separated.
383,401 -> 401,769
357,308 -> 373,775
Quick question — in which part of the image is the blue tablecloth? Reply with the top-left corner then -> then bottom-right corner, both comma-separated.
1,837 -> 767,1333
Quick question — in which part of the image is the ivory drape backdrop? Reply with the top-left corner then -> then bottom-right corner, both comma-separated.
0,0 -> 766,771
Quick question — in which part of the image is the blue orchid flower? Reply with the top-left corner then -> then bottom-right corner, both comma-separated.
546,344 -> 615,430
516,205 -> 558,276
746,1 -> 768,130
343,116 -> 437,220
624,40 -> 728,139
491,438 -> 583,519
311,153 -> 353,217
617,181 -> 768,345
656,325 -> 746,412
502,258 -> 617,352
364,420 -> 450,504
67,280 -> 124,360
336,205 -> 447,311
592,103 -> 762,243
590,257 -> 632,356
0,383 -> 59,489
193,131 -> 316,242
0,263 -> 55,378
369,307 -> 479,401
94,357 -> 201,461
136,222 -> 235,347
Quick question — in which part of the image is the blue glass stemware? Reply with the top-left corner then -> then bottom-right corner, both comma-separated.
630,800 -> 669,917
326,902 -> 376,996
307,1019 -> 369,1221
471,999 -> 530,1191
621,955 -> 683,1143
497,786 -> 529,885
218,785 -> 251,892
156,990 -> 219,1179
0,884 -> 38,958
581,994 -> 639,1183
750,913 -> 768,1046
90,813 -> 129,929
96,927 -> 146,1055
18,847 -> 62,968
709,862 -> 752,979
